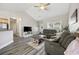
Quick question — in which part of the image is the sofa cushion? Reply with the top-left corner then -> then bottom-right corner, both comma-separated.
45,41 -> 65,55
64,35 -> 75,48
58,31 -> 70,44
61,34 -> 75,49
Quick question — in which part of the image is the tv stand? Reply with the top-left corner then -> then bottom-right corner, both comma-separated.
23,32 -> 33,37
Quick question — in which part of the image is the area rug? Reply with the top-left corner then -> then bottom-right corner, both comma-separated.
0,43 -> 34,55
27,42 -> 39,48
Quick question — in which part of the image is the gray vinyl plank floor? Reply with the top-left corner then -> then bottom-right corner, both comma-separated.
0,36 -> 46,55
0,36 -> 34,55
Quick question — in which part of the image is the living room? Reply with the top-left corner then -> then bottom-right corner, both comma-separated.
0,3 -> 79,55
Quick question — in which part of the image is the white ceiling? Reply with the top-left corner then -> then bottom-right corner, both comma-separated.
0,3 -> 70,21
0,3 -> 33,12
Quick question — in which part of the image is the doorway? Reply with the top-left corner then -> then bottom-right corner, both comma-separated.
10,18 -> 17,36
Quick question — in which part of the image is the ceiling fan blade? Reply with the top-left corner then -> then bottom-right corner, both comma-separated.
34,6 -> 40,7
45,3 -> 50,6
47,3 -> 50,5
34,6 -> 39,7
34,3 -> 50,11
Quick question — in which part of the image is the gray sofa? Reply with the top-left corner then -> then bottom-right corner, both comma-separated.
45,31 -> 75,55
43,29 -> 57,39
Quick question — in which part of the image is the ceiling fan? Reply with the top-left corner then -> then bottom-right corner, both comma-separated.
34,3 -> 50,10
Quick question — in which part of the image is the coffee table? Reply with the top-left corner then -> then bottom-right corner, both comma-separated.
32,34 -> 45,45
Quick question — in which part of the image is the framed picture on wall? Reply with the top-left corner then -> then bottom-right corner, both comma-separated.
71,9 -> 78,24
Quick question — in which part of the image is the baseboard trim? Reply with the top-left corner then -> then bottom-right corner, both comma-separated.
0,40 -> 13,49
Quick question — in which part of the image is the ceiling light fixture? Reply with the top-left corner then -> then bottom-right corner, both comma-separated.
40,6 -> 47,10
34,3 -> 50,10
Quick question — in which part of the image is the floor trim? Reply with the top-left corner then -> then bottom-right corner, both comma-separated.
0,40 -> 13,49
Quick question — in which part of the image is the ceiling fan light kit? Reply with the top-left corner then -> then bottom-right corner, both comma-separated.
34,3 -> 50,10
40,6 -> 47,10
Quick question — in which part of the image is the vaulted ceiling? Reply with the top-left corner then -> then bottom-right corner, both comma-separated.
0,3 -> 70,20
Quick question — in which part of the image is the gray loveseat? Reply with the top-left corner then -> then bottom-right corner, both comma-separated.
43,29 -> 57,39
45,31 -> 75,55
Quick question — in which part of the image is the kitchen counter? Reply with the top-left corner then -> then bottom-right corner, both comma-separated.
0,29 -> 11,31
0,30 -> 13,49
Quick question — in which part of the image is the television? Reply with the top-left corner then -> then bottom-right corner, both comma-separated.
24,26 -> 32,32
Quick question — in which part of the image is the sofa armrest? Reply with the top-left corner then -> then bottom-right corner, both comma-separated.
48,36 -> 61,42
44,38 -> 60,42
45,40 -> 65,55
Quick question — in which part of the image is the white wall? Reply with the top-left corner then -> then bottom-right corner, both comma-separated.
39,14 -> 68,32
0,10 -> 38,37
18,12 -> 38,36
69,3 -> 79,32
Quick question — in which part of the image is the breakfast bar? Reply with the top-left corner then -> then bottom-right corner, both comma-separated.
0,30 -> 13,49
